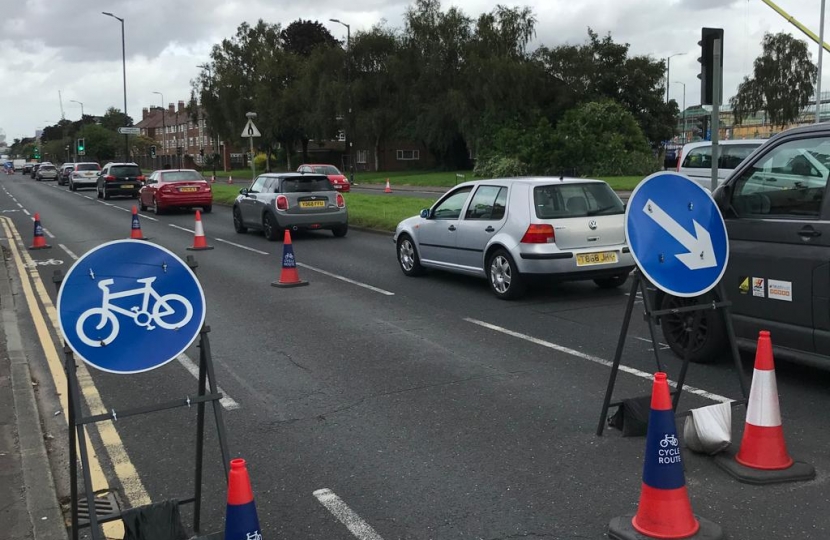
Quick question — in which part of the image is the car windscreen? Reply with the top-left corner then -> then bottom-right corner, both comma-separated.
76,163 -> 100,171
534,183 -> 624,218
161,171 -> 203,182
312,165 -> 340,175
280,176 -> 334,192
40,166 -> 56,171
111,165 -> 141,177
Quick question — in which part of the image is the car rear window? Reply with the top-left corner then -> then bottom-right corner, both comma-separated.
161,171 -> 203,182
311,165 -> 340,175
110,165 -> 141,177
682,144 -> 761,170
76,163 -> 100,171
40,166 -> 56,171
280,176 -> 334,192
534,183 -> 624,218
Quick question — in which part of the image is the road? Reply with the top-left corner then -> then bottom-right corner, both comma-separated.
1,172 -> 828,539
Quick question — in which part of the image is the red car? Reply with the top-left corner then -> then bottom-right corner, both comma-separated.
139,169 -> 213,215
297,164 -> 351,192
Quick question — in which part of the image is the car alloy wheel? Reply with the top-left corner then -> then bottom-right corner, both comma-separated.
263,213 -> 279,241
487,249 -> 525,300
659,294 -> 726,363
233,206 -> 247,233
153,198 -> 164,215
397,235 -> 424,276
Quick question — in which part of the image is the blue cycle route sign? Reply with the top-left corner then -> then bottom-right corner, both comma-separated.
625,172 -> 729,298
57,239 -> 206,374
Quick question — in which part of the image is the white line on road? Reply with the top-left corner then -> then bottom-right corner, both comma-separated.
16,202 -> 23,208
113,206 -> 130,212
22,209 -> 30,216
58,244 -> 79,260
313,488 -> 384,540
633,336 -> 670,351
213,237 -> 269,255
175,354 -> 240,410
169,224 -> 194,234
463,318 -> 732,403
27,216 -> 56,238
297,262 -> 395,296
83,196 -> 93,200
140,214 -> 159,222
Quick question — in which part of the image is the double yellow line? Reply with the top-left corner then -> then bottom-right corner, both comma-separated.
1,217 -> 149,539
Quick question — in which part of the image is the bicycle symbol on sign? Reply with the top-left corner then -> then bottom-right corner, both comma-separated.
76,277 -> 193,347
660,434 -> 679,448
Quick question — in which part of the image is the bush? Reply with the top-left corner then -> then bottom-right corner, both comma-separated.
473,156 -> 529,178
253,153 -> 267,171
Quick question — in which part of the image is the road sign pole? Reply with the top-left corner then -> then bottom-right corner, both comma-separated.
710,38 -> 722,192
250,134 -> 255,179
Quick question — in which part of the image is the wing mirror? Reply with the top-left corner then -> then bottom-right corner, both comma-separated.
239,188 -> 249,196
420,208 -> 431,219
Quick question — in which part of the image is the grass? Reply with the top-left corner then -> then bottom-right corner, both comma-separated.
210,183 -> 246,205
595,176 -> 645,191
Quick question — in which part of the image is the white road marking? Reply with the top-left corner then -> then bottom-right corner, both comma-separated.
297,262 -> 394,296
463,318 -> 732,403
213,237 -> 269,255
113,206 -> 130,212
633,336 -> 670,350
16,202 -> 23,208
83,196 -> 93,200
175,354 -> 240,410
169,224 -> 194,234
22,209 -> 30,216
27,216 -> 56,238
58,244 -> 79,260
313,488 -> 384,540
140,214 -> 159,222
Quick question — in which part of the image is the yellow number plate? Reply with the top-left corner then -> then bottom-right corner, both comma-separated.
180,187 -> 197,192
122,185 -> 134,189
576,251 -> 618,266
300,200 -> 326,208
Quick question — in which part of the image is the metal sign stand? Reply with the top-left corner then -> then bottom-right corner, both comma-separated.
596,269 -> 749,436
55,258 -> 231,540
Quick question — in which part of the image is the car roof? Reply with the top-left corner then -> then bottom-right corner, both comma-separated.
155,169 -> 198,173
105,162 -> 140,167
681,139 -> 766,152
456,176 -> 609,188
261,172 -> 328,179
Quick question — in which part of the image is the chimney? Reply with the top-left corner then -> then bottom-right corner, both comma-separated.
178,100 -> 185,113
168,103 -> 175,114
142,107 -> 149,119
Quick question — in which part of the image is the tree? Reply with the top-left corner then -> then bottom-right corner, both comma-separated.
78,124 -> 118,161
100,107 -> 134,132
280,19 -> 338,57
730,32 -> 818,127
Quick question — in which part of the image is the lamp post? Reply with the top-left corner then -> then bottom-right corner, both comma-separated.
69,100 -> 84,118
102,11 -> 129,161
153,91 -> 166,166
674,81 -> 686,143
666,52 -> 686,104
817,0 -> 826,123
196,63 -> 217,177
330,18 -> 355,184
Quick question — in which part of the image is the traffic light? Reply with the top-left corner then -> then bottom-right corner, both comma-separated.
33,147 -> 40,159
698,27 -> 724,105
149,145 -> 156,158
693,115 -> 710,141
77,138 -> 86,155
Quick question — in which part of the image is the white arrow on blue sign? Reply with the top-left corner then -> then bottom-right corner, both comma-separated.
57,240 -> 206,374
625,172 -> 729,298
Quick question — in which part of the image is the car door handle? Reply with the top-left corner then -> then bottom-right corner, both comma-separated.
798,226 -> 821,238
485,226 -> 495,232
448,225 -> 456,231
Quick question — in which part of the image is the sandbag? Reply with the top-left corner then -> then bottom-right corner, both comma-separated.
121,499 -> 187,540
607,395 -> 652,437
683,402 -> 732,455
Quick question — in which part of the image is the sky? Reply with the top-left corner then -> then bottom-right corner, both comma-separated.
1,0 -> 828,143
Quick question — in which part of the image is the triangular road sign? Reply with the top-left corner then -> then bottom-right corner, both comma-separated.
241,119 -> 261,138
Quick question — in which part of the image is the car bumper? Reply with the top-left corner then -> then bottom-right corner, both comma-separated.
102,182 -> 141,195
275,210 -> 348,229
514,245 -> 635,277
38,175 -> 58,180
332,184 -> 350,192
71,177 -> 98,186
157,194 -> 213,208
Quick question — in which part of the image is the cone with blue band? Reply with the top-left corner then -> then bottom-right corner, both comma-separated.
29,212 -> 51,250
224,458 -> 262,540
130,206 -> 145,240
272,229 -> 308,288
608,372 -> 723,540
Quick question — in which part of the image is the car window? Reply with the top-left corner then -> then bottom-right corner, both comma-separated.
719,144 -> 760,169
76,163 -> 100,171
312,165 -> 340,175
111,165 -> 141,177
465,186 -> 506,220
731,137 -> 830,218
280,176 -> 334,192
250,176 -> 267,192
682,147 -> 712,169
264,178 -> 279,192
534,183 -> 623,218
160,171 -> 203,182
432,187 -> 473,219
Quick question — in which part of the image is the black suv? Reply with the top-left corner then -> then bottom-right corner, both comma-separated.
658,123 -> 830,369
97,163 -> 144,200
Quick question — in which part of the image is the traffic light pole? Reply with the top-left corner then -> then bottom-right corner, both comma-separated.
710,38 -> 722,193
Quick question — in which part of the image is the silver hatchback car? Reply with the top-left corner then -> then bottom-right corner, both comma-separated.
393,177 -> 635,299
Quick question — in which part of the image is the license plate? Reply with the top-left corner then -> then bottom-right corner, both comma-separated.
180,187 -> 197,192
122,185 -> 134,189
299,200 -> 326,208
576,251 -> 618,266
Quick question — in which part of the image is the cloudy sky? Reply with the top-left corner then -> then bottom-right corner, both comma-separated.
1,0 -> 828,143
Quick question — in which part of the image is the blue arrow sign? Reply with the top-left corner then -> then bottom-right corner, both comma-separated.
625,172 -> 729,297
57,240 -> 206,374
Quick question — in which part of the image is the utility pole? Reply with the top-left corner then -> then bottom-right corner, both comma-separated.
818,0 -> 826,123
666,52 -> 686,103
710,37 -> 722,193
674,81 -> 686,142
246,112 -> 258,179
102,12 -> 128,162
330,19 -> 355,184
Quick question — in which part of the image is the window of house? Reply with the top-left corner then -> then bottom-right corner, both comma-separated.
397,149 -> 419,160
189,138 -> 194,147
356,150 -> 367,164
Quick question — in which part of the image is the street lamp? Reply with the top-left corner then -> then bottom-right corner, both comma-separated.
152,91 -> 166,165
666,52 -> 686,103
69,100 -> 84,118
330,18 -> 355,185
674,81 -> 687,143
102,11 -> 129,161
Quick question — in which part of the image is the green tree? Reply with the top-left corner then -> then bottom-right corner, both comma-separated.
280,19 -> 338,57
730,32 -> 818,127
100,107 -> 134,132
78,124 -> 118,161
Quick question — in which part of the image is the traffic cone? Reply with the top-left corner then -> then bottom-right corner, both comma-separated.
227,175 -> 233,185
211,175 -> 216,184
608,372 -> 723,540
28,213 -> 51,250
384,178 -> 392,193
129,206 -> 145,240
224,459 -> 262,540
714,331 -> 815,484
187,210 -> 214,251
272,229 -> 308,288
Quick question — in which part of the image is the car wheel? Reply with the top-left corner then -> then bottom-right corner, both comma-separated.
139,197 -> 148,212
487,249 -> 525,300
594,273 -> 630,289
70,181 -> 76,191
397,235 -> 425,276
202,205 -> 212,214
153,198 -> 164,215
233,206 -> 247,233
332,224 -> 348,238
263,212 -> 280,241
103,185 -> 111,200
97,185 -> 102,199
659,294 -> 727,364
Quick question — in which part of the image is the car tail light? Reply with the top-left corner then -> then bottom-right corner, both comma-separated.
336,193 -> 345,208
104,175 -> 116,182
521,224 -> 555,243
159,185 -> 174,193
276,195 -> 288,210
137,175 -> 145,182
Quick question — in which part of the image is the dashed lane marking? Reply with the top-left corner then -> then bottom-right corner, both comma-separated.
169,224 -> 194,234
213,237 -> 269,255
175,354 -> 241,410
297,262 -> 395,296
313,488 -> 385,540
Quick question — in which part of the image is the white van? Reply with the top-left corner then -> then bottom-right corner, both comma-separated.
676,139 -> 765,190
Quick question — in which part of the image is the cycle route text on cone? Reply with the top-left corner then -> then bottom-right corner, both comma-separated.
608,372 -> 723,540
187,210 -> 214,251
29,213 -> 51,250
272,229 -> 308,288
129,206 -> 145,240
225,458 -> 262,540
714,331 -> 815,484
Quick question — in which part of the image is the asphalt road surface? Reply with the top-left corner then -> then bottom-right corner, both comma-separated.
1,172 -> 828,539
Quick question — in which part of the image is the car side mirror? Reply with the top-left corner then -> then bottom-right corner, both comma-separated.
712,183 -> 731,212
239,188 -> 249,196
420,208 -> 431,219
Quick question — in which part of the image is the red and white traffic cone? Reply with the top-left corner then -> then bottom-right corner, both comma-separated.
186,210 -> 214,251
129,206 -> 145,240
272,230 -> 308,288
227,175 -> 233,185
715,331 -> 815,484
211,175 -> 216,184
384,178 -> 392,193
29,213 -> 51,250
